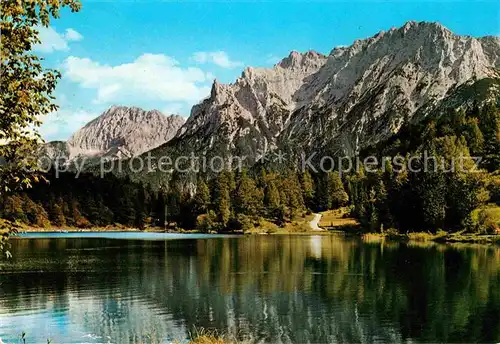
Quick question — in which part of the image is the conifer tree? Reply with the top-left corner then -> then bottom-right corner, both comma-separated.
153,191 -> 167,228
479,104 -> 500,171
49,202 -> 66,227
315,173 -> 330,211
462,117 -> 484,156
328,171 -> 349,209
20,195 -> 49,227
263,174 -> 281,220
234,170 -> 263,216
213,172 -> 231,227
3,195 -> 27,223
134,184 -> 147,229
283,171 -> 304,216
193,177 -> 210,215
301,170 -> 315,210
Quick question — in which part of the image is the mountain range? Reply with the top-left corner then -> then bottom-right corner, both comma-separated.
44,21 -> 500,180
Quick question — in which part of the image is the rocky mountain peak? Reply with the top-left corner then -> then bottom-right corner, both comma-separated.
177,49 -> 328,146
159,21 -> 500,167
277,50 -> 326,70
43,106 -> 185,163
68,106 -> 185,158
209,79 -> 227,100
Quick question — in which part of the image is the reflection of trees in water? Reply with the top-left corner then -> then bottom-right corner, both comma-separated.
0,237 -> 499,343
132,237 -> 500,342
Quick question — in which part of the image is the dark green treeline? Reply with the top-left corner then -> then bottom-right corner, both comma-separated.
1,104 -> 498,233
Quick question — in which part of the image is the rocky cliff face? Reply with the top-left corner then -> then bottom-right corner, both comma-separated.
282,21 -> 500,155
148,21 -> 499,168
43,106 -> 185,163
174,50 -> 327,161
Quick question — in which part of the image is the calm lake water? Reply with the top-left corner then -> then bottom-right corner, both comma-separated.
0,233 -> 499,343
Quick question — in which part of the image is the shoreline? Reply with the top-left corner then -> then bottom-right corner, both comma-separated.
11,227 -> 500,244
4,215 -> 499,244
359,231 -> 500,244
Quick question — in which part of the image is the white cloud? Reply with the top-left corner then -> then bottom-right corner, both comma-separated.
39,109 -> 98,141
64,28 -> 84,42
192,51 -> 243,69
34,26 -> 83,53
63,53 -> 212,105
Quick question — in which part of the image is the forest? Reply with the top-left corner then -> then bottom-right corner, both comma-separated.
1,104 -> 499,234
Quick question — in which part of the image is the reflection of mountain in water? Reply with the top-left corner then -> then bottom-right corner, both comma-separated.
0,236 -> 499,343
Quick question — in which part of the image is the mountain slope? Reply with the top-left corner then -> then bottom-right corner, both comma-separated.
43,106 -> 185,163
281,21 -> 500,156
174,50 -> 327,161
141,21 -> 499,177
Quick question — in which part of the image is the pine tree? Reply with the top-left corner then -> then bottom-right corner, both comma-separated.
70,199 -> 89,228
3,195 -> 27,223
263,174 -> 281,220
178,191 -> 197,229
462,117 -> 484,156
49,202 -> 66,227
193,177 -> 210,215
234,170 -> 263,216
367,188 -> 380,232
301,170 -> 315,210
419,169 -> 447,231
213,172 -> 231,227
373,175 -> 393,230
22,195 -> 49,228
153,191 -> 167,228
479,104 -> 500,171
347,170 -> 369,223
61,196 -> 72,222
166,190 -> 181,225
315,173 -> 330,211
116,183 -> 137,226
283,171 -> 304,216
328,171 -> 349,209
81,194 -> 100,225
134,184 -> 147,229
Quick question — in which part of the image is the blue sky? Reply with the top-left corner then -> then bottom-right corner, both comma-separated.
38,0 -> 500,141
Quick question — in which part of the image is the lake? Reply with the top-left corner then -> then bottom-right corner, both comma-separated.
0,233 -> 499,343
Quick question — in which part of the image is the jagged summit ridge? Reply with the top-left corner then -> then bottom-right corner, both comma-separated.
43,106 -> 185,163
166,21 -> 499,164
68,106 -> 185,158
277,50 -> 326,70
284,21 -> 500,153
176,49 -> 327,146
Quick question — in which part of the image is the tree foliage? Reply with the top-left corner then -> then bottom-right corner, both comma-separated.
349,105 -> 499,233
0,0 -> 81,255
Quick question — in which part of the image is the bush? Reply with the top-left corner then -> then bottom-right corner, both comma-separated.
76,216 -> 91,228
488,174 -> 500,205
196,211 -> 217,233
227,214 -> 253,232
476,207 -> 500,234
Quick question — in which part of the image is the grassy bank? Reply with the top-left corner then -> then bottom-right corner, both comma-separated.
316,208 -> 500,244
318,208 -> 360,230
361,231 -> 500,244
2,214 -> 330,236
4,205 -> 498,243
244,213 -> 333,235
0,219 -> 209,235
